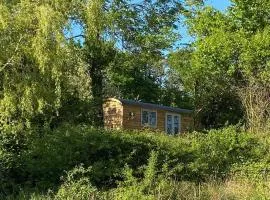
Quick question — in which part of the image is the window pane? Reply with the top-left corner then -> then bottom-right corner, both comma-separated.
174,116 -> 179,134
174,116 -> 179,125
167,115 -> 172,123
149,112 -> 156,126
167,115 -> 173,134
142,111 -> 148,125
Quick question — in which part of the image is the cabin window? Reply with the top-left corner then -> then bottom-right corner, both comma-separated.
166,113 -> 181,135
141,109 -> 157,127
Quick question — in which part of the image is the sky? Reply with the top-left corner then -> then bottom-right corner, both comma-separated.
205,0 -> 231,11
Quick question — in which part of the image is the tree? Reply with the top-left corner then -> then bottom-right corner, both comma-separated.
0,0 -> 203,129
169,1 -> 270,130
71,0 -> 198,126
0,0 -> 89,131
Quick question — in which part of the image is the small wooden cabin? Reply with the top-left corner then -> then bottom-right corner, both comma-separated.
103,98 -> 193,134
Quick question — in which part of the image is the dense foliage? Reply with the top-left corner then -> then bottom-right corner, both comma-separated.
0,0 -> 199,129
169,0 -> 270,129
1,125 -> 270,199
1,0 -> 270,199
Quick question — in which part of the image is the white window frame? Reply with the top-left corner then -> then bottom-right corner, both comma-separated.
165,113 -> 181,134
141,108 -> 157,128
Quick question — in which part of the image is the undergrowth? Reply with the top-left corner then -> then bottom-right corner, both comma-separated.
1,125 -> 270,199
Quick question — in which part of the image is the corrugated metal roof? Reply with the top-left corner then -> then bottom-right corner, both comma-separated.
119,99 -> 193,114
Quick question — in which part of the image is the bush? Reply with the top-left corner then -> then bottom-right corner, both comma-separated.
0,124 -> 269,198
107,150 -> 181,200
231,161 -> 270,181
0,124 -> 32,196
24,125 -> 262,187
54,165 -> 98,200
186,126 -> 264,180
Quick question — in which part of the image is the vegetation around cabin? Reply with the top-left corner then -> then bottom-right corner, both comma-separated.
2,125 -> 270,199
1,0 -> 270,199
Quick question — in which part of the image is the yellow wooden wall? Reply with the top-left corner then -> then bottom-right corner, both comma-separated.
122,105 -> 142,130
122,104 -> 193,133
181,115 -> 194,132
103,98 -> 194,133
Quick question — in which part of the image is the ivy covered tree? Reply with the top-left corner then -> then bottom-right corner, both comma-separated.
71,0 -> 201,126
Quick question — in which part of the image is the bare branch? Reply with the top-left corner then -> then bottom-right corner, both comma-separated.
66,34 -> 85,40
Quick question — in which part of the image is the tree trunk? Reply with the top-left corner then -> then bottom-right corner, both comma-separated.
89,62 -> 104,127
85,34 -> 115,127
194,79 -> 201,130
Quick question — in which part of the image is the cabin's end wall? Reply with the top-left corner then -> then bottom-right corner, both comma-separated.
103,99 -> 123,130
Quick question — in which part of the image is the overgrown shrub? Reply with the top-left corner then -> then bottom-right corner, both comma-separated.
0,124 -> 269,199
186,127 -> 264,180
24,125 -> 263,187
54,165 -> 98,200
0,124 -> 32,196
231,161 -> 270,181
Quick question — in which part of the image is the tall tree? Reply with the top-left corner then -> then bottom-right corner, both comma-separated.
0,0 -> 203,129
72,0 -> 198,126
0,0 -> 89,131
169,0 -> 270,129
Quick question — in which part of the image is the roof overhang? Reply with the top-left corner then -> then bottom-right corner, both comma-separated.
119,99 -> 193,114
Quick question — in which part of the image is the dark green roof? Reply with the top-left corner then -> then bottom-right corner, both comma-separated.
120,99 -> 193,114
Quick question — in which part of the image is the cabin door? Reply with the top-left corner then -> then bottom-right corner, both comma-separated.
166,113 -> 181,135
